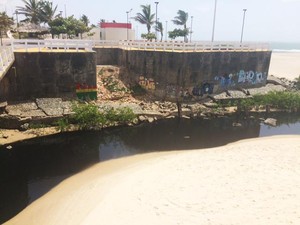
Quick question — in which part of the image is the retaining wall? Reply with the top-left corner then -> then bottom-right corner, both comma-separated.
1,52 -> 96,102
95,48 -> 272,101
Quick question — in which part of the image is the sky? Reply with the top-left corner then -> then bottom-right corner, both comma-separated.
1,0 -> 300,43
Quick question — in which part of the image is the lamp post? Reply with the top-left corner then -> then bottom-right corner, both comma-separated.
15,10 -> 19,27
211,0 -> 217,42
64,4 -> 67,18
190,16 -> 193,42
165,20 -> 168,41
126,8 -> 132,40
240,9 -> 247,43
155,1 -> 159,41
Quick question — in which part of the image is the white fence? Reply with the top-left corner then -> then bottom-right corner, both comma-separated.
4,39 -> 270,53
0,46 -> 15,81
9,39 -> 94,52
93,40 -> 270,52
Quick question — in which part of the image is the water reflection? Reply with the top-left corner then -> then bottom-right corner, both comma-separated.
0,115 -> 300,223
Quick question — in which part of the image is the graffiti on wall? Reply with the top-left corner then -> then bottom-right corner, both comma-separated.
76,83 -> 97,100
139,76 -> 156,90
192,83 -> 214,96
214,70 -> 267,88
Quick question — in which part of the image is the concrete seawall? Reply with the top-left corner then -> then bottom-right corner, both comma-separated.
1,48 -> 271,102
94,48 -> 272,101
1,52 -> 96,102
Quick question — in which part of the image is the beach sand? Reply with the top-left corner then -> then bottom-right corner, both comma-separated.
5,135 -> 300,225
269,52 -> 300,80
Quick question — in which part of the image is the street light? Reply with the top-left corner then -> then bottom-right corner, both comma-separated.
211,0 -> 217,42
155,2 -> 159,41
126,8 -> 132,40
190,16 -> 193,42
15,10 -> 19,27
240,9 -> 247,43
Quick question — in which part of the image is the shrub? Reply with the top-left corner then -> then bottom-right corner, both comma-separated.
71,103 -> 136,130
55,118 -> 70,132
72,103 -> 107,130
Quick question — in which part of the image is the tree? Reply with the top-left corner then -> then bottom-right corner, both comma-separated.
155,21 -> 163,41
168,28 -> 189,40
80,14 -> 90,27
48,16 -> 67,37
39,1 -> 58,24
171,10 -> 189,42
17,0 -> 42,24
0,12 -> 14,45
48,16 -> 91,38
141,33 -> 156,41
134,4 -> 155,34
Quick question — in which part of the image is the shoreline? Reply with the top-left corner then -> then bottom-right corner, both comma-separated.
5,135 -> 300,225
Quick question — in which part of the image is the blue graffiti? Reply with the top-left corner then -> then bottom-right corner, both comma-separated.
192,83 -> 214,96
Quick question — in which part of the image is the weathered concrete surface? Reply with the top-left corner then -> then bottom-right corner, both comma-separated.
1,52 -> 96,102
0,98 -> 74,129
95,48 -> 272,102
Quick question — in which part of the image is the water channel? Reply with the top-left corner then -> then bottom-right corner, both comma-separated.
0,113 -> 300,223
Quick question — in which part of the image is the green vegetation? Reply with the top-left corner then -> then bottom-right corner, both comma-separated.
102,75 -> 128,93
48,16 -> 91,39
17,0 -> 58,24
55,118 -> 70,132
0,12 -> 14,44
134,4 -> 155,39
16,0 -> 93,38
169,10 -> 189,42
226,91 -> 300,112
155,21 -> 163,41
141,33 -> 156,41
295,75 -> 300,90
69,103 -> 136,130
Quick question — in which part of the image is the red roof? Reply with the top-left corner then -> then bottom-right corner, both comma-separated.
100,23 -> 132,29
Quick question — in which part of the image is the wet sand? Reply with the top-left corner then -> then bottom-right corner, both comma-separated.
269,52 -> 300,80
5,135 -> 300,225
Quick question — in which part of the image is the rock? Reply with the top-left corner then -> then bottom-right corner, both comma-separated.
182,115 -> 190,119
264,118 -> 277,127
1,134 -> 9,139
166,116 -> 175,119
0,101 -> 7,112
20,123 -> 30,131
138,115 -> 147,122
147,117 -> 155,123
232,122 -> 242,127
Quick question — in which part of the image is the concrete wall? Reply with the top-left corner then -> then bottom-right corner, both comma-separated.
1,52 -> 96,102
95,48 -> 272,101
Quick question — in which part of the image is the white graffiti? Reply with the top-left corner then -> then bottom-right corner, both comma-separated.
237,70 -> 266,84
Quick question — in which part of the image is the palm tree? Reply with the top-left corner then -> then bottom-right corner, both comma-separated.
17,0 -> 42,24
155,21 -> 163,41
81,15 -> 90,27
134,4 -> 155,34
40,1 -> 58,24
172,10 -> 189,42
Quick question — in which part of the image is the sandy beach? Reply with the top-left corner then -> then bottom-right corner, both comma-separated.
5,135 -> 300,225
269,52 -> 300,80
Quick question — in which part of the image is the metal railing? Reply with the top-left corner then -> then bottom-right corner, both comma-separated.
4,39 -> 270,53
0,46 -> 15,81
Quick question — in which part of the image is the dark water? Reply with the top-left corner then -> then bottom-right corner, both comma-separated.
0,114 -> 300,223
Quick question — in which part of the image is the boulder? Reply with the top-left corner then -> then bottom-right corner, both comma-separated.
264,118 -> 277,127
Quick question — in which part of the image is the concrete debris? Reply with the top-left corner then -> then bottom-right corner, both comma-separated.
264,118 -> 277,127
